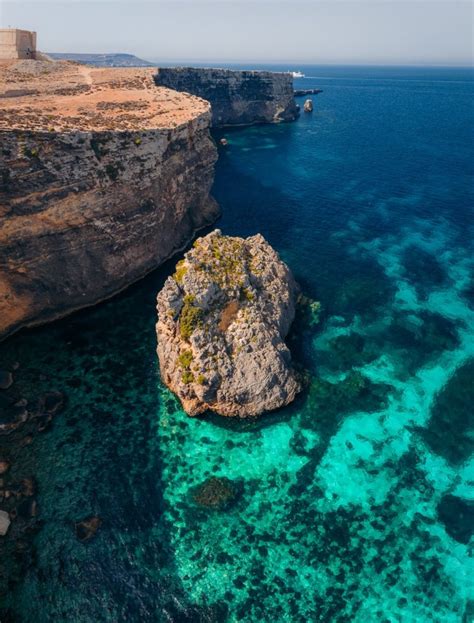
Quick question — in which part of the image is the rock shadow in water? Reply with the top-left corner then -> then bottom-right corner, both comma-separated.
401,245 -> 450,301
419,358 -> 474,466
0,257 -> 228,622
437,494 -> 474,545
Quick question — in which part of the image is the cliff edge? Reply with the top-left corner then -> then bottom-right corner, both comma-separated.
156,230 -> 300,417
0,60 -> 219,340
154,67 -> 298,126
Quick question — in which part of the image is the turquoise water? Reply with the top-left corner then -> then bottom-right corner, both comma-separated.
1,65 -> 473,622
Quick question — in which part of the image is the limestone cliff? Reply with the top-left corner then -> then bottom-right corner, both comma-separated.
156,230 -> 300,417
0,60 -> 219,340
154,67 -> 298,126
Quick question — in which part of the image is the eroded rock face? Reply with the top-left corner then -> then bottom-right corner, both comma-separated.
0,61 -> 219,340
155,67 -> 298,126
156,230 -> 300,417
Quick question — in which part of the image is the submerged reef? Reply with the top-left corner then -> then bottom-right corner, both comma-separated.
192,476 -> 241,510
421,358 -> 474,465
156,230 -> 300,417
437,494 -> 474,545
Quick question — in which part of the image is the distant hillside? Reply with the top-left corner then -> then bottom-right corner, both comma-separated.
48,53 -> 154,67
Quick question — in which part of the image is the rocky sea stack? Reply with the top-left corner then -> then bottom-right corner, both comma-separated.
156,230 -> 300,417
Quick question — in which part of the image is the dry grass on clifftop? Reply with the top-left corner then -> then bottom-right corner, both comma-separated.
0,60 -> 210,132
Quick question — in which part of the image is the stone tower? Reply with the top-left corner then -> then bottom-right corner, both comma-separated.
0,29 -> 37,60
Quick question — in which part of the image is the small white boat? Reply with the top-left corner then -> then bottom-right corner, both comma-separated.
292,71 -> 305,78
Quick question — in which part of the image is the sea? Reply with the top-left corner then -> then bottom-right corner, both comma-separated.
1,64 -> 473,622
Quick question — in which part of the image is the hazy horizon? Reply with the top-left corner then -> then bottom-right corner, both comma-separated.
1,1 -> 473,67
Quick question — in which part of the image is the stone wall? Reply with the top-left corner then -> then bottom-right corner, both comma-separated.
0,29 -> 36,60
155,67 -> 298,126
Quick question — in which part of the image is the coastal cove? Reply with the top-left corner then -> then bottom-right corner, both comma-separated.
1,64 -> 473,622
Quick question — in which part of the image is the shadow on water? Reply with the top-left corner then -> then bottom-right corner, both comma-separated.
0,252 -> 228,622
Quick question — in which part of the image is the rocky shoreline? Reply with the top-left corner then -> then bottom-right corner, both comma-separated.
156,230 -> 300,417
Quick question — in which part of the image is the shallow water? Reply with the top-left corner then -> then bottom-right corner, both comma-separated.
1,65 -> 473,622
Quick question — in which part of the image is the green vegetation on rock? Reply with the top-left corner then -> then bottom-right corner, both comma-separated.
194,232 -> 249,289
241,288 -> 254,302
179,295 -> 203,340
173,260 -> 188,284
178,350 -> 193,370
181,370 -> 194,384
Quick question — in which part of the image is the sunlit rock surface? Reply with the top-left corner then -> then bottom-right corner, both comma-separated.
156,230 -> 300,417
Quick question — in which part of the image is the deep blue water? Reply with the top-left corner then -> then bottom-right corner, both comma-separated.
0,65 -> 473,622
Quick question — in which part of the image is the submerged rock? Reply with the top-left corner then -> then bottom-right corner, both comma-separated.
192,477 -> 240,510
0,510 -> 10,536
75,516 -> 102,542
0,371 -> 13,390
421,358 -> 474,465
0,460 -> 10,475
39,391 -> 65,416
156,230 -> 300,417
19,477 -> 35,497
437,494 -> 474,544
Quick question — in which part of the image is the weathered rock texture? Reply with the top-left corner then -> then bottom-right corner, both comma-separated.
154,67 -> 298,126
156,230 -> 300,417
0,60 -> 219,340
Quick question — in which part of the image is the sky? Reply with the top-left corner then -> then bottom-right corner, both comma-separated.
1,1 -> 473,66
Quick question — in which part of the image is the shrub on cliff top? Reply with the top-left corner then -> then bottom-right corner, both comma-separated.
181,370 -> 194,384
178,350 -> 193,369
174,260 -> 188,284
180,295 -> 203,340
192,233 -> 249,289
